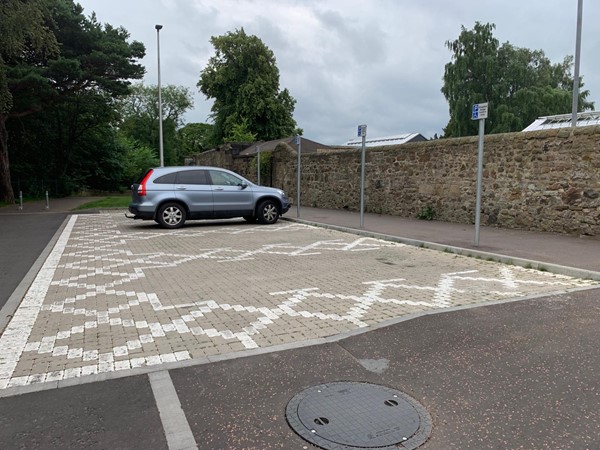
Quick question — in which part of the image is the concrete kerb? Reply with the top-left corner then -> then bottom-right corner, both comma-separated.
283,217 -> 600,282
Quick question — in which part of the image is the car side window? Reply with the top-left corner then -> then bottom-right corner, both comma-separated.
209,170 -> 243,186
154,173 -> 177,184
176,170 -> 209,185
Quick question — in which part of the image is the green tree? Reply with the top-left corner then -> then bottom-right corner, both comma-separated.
223,119 -> 256,142
9,96 -> 124,194
4,0 -> 145,198
442,22 -> 594,137
119,136 -> 159,183
178,122 -> 215,154
0,0 -> 59,202
119,83 -> 193,165
198,28 -> 297,144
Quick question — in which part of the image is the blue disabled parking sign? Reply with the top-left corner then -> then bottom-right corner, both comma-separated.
472,102 -> 488,120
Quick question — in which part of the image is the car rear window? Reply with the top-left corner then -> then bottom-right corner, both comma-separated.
176,170 -> 209,185
135,169 -> 152,184
154,173 -> 177,184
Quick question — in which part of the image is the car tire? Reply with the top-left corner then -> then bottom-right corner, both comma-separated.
157,202 -> 186,229
243,215 -> 257,223
256,200 -> 279,224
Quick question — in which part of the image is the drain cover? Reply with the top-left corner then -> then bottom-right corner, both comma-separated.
286,382 -> 431,450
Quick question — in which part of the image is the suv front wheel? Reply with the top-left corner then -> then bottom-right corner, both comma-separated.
256,200 -> 279,224
157,202 -> 187,229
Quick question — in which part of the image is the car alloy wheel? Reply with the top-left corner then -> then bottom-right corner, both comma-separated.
157,202 -> 186,229
257,200 -> 279,224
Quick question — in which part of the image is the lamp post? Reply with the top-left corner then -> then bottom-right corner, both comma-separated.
571,0 -> 583,128
155,24 -> 164,167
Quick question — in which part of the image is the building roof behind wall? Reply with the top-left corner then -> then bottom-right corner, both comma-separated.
523,111 -> 600,131
345,133 -> 427,147
238,137 -> 331,156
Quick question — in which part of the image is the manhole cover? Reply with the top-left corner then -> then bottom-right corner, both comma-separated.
286,382 -> 431,449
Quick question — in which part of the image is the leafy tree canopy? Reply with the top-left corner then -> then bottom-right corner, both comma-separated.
441,22 -> 594,137
119,136 -> 159,183
0,0 -> 60,202
118,83 -> 193,165
0,0 -> 59,114
120,83 -> 192,128
2,0 -> 145,201
177,122 -> 215,154
223,119 -> 256,143
197,28 -> 297,144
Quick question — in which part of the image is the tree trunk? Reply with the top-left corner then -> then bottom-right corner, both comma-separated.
0,114 -> 15,203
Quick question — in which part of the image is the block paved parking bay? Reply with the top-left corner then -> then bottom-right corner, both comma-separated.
0,213 -> 597,390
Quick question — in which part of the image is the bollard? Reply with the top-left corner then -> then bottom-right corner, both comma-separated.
45,191 -> 49,210
18,191 -> 23,211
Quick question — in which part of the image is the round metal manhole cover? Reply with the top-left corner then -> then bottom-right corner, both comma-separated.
286,382 -> 431,450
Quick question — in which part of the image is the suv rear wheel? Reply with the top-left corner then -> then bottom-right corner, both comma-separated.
157,202 -> 186,229
256,200 -> 279,224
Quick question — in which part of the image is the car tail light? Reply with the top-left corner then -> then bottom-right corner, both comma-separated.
137,169 -> 154,196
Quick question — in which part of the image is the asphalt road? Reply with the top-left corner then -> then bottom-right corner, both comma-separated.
0,212 -> 67,309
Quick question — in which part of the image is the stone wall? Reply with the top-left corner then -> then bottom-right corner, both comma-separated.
195,127 -> 600,236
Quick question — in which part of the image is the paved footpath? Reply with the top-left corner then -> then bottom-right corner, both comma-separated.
0,212 -> 597,392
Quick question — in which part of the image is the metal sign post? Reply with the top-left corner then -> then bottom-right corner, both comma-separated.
472,103 -> 488,246
256,145 -> 261,185
295,135 -> 301,217
358,124 -> 367,228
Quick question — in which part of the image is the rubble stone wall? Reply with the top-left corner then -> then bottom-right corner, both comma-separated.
195,127 -> 600,236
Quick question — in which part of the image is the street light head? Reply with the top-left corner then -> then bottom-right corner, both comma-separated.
155,24 -> 163,30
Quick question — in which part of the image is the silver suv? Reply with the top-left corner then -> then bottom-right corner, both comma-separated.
127,166 -> 290,229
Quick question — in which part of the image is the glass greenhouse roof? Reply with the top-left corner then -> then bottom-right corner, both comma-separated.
523,111 -> 600,131
345,133 -> 425,147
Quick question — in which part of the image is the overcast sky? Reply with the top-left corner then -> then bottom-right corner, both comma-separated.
77,0 -> 599,144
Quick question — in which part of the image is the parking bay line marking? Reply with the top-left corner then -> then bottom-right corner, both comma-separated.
149,370 -> 198,450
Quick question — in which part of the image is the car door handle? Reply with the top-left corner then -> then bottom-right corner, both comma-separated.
214,187 -> 224,191
176,186 -> 187,190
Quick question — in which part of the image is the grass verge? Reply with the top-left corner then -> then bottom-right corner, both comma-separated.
74,196 -> 130,210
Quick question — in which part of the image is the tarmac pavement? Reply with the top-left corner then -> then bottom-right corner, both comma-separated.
0,213 -> 67,310
1,198 -> 599,449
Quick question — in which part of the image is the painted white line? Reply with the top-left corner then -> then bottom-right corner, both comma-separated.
149,370 -> 198,450
0,215 -> 77,389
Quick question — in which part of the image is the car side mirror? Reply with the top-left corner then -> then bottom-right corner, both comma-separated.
239,182 -> 248,189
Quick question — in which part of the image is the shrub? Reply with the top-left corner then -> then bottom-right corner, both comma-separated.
416,205 -> 436,220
